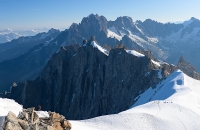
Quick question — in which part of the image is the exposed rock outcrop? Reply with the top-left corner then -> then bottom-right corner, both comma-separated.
3,108 -> 71,130
177,56 -> 200,80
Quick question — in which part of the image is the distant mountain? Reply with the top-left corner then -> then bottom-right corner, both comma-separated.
0,29 -> 61,91
0,28 -> 60,63
1,14 -> 200,92
0,28 -> 49,43
0,29 -> 20,43
62,14 -> 200,72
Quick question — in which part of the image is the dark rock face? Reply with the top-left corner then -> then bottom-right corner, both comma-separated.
7,42 -> 175,120
177,56 -> 200,80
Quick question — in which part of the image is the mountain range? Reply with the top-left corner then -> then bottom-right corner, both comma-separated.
1,37 -> 199,120
1,14 -> 200,93
0,14 -> 200,129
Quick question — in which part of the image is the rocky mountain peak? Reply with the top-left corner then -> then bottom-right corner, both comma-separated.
47,28 -> 60,34
80,14 -> 108,31
112,16 -> 135,29
177,56 -> 200,80
190,17 -> 199,21
116,16 -> 133,23
143,19 -> 161,25
178,56 -> 185,63
87,13 -> 100,19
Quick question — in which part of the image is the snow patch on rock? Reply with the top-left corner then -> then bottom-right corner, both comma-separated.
91,41 -> 109,56
126,50 -> 145,57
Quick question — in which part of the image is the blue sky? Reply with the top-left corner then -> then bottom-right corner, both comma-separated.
0,0 -> 200,30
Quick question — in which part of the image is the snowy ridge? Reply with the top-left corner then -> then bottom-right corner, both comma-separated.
90,42 -> 145,58
71,70 -> 200,130
126,50 -> 145,57
91,41 -> 109,56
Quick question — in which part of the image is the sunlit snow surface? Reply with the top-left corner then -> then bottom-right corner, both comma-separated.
0,98 -> 22,129
151,59 -> 161,67
90,41 -> 109,56
107,27 -> 122,41
71,70 -> 200,130
126,50 -> 145,57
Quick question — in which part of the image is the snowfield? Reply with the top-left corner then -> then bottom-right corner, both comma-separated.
1,70 -> 200,130
71,70 -> 200,130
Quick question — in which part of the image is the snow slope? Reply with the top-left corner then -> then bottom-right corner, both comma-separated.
71,70 -> 200,130
107,27 -> 122,41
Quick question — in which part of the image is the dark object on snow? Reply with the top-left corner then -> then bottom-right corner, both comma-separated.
38,105 -> 41,111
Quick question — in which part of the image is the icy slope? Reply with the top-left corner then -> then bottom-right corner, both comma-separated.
71,70 -> 200,130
